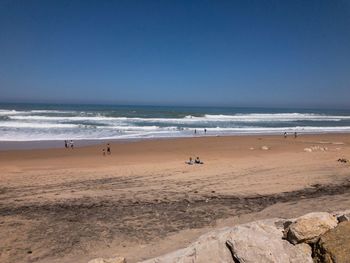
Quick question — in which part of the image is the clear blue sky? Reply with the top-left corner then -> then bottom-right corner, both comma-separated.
1,0 -> 350,108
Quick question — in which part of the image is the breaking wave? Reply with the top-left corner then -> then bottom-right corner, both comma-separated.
1,106 -> 350,141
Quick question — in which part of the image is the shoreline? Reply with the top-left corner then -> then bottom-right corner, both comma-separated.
0,131 -> 349,151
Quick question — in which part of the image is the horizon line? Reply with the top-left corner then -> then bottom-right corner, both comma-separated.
0,100 -> 349,111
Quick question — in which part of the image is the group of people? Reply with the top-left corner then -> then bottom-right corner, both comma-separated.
338,158 -> 349,163
186,156 -> 204,165
284,132 -> 298,139
64,140 -> 112,156
64,140 -> 74,149
194,128 -> 207,135
102,143 -> 111,156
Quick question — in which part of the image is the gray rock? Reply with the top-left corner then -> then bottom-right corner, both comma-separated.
226,219 -> 313,263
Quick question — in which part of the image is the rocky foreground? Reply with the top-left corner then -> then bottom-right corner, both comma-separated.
89,210 -> 350,263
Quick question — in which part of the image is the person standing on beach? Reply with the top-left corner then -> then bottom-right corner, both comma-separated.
107,143 -> 111,155
64,140 -> 68,148
204,128 -> 207,134
194,129 -> 197,135
284,132 -> 287,139
294,132 -> 297,138
70,140 -> 74,149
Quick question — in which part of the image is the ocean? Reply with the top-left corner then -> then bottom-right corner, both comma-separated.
0,103 -> 350,141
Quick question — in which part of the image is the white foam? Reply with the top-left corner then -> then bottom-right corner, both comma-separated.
0,110 -> 27,116
201,126 -> 350,133
30,110 -> 77,114
0,122 -> 78,128
202,113 -> 350,122
107,125 -> 160,131
9,115 -> 129,122
6,113 -> 350,124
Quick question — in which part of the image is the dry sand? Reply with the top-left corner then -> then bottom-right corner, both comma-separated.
0,134 -> 350,263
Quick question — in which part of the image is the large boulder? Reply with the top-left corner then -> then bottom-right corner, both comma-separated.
141,219 -> 313,263
313,221 -> 350,263
226,219 -> 312,263
88,257 -> 126,263
285,212 -> 338,244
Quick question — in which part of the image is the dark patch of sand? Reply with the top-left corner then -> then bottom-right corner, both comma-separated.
1,178 -> 349,263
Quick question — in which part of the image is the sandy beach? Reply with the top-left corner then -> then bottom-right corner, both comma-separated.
0,134 -> 350,263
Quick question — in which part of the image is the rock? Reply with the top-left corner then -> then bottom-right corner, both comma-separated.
141,219 -> 313,263
285,212 -> 338,244
88,257 -> 126,263
332,209 -> 350,217
226,219 -> 313,263
261,146 -> 269,150
313,221 -> 350,263
337,214 -> 350,223
332,209 -> 350,223
304,146 -> 328,152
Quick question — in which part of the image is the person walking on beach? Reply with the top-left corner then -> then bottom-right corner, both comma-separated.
204,128 -> 207,134
294,132 -> 297,138
284,132 -> 287,139
102,149 -> 106,156
107,143 -> 111,155
70,140 -> 74,149
64,140 -> 68,148
194,129 -> 197,135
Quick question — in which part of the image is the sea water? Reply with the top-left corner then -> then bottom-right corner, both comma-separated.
0,103 -> 350,141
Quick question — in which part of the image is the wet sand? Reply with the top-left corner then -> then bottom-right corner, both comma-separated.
0,134 -> 350,262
